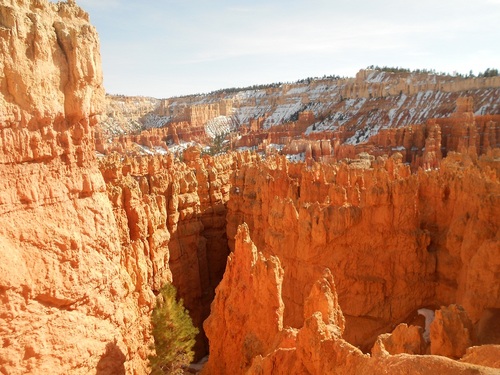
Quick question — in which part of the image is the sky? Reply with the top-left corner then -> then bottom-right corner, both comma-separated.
70,0 -> 500,98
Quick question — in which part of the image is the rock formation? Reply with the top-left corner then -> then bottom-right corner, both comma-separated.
98,148 -> 239,357
97,92 -> 499,175
371,324 -> 427,356
0,1 -> 151,374
203,224 -> 285,374
99,95 -> 160,136
334,103 -> 500,171
1,1 -> 499,374
461,346 -> 500,369
97,65 -> 500,157
223,149 -> 499,354
430,304 -> 475,358
204,224 -> 499,374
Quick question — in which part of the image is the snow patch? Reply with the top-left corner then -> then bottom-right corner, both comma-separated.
417,308 -> 435,342
205,116 -> 233,138
263,101 -> 304,129
168,141 -> 197,154
286,153 -> 306,163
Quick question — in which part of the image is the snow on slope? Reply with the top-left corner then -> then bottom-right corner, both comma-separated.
263,101 -> 304,129
103,71 -> 500,145
205,116 -> 233,138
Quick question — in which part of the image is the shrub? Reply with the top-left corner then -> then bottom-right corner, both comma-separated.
149,284 -> 199,374
203,132 -> 230,156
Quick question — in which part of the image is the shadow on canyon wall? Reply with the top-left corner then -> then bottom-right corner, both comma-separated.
96,342 -> 126,375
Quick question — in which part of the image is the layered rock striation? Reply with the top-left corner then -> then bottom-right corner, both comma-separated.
335,101 -> 500,170
0,1 -> 148,373
97,94 -> 499,176
98,68 -> 500,147
1,1 -> 499,374
98,148 -> 241,357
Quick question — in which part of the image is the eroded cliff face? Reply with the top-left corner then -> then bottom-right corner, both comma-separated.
223,149 -> 499,353
203,224 -> 286,374
100,95 -> 160,136
0,1 -> 148,373
2,1 -> 499,374
204,222 -> 499,375
98,148 -> 239,357
98,68 -> 500,147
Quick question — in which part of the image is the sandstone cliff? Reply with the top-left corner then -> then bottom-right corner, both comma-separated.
97,83 -> 499,172
99,68 -> 500,147
203,224 -> 285,374
2,1 -> 499,374
0,1 -> 149,373
98,148 -> 239,358
334,100 -> 500,170
99,95 -> 160,136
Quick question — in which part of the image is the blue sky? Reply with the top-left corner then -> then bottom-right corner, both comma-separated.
73,0 -> 500,98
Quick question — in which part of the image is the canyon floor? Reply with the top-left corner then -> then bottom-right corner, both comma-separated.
0,1 -> 499,374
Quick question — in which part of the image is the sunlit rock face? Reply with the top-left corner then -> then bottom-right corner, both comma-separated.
204,223 -> 500,375
0,1 -> 149,373
205,147 -> 499,373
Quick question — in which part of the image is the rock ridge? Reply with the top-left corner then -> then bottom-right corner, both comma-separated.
225,149 -> 499,351
1,1 -> 499,374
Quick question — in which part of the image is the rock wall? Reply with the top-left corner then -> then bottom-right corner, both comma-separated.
225,150 -> 500,351
95,127 -> 171,155
170,73 -> 500,137
98,148 -> 241,358
204,222 -> 500,374
0,1 -> 150,374
98,97 -> 233,141
98,95 -> 499,176
2,2 -> 498,374
334,104 -> 500,170
99,95 -> 160,136
348,69 -> 500,99
186,100 -> 233,127
97,67 -> 500,149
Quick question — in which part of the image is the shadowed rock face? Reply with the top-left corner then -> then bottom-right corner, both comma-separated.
98,149 -> 236,358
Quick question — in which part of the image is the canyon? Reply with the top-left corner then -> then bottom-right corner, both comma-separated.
1,1 -> 499,375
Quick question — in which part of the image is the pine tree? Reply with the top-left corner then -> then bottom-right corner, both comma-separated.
149,284 -> 199,374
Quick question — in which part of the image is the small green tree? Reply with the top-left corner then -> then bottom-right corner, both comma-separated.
149,284 -> 199,374
204,132 -> 230,156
